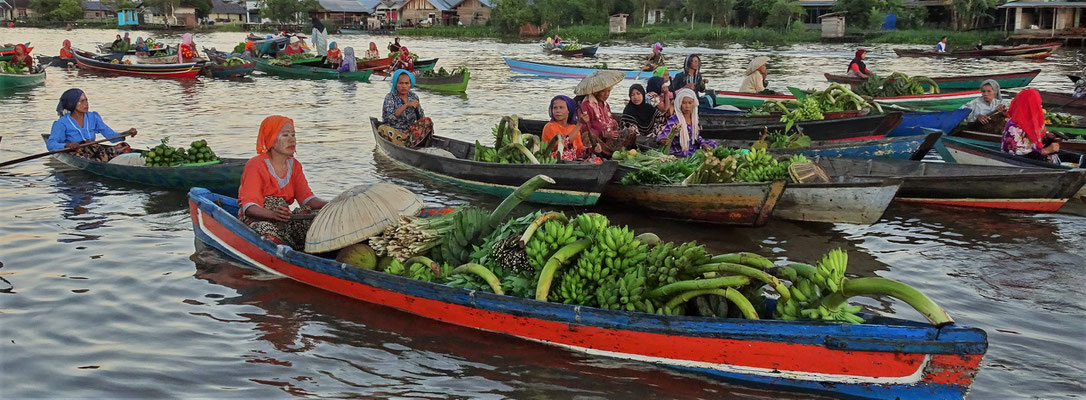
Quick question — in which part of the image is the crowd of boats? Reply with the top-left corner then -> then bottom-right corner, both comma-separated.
4,30 -> 1086,400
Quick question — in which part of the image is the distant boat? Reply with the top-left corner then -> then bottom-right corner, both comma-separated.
893,42 -> 1060,60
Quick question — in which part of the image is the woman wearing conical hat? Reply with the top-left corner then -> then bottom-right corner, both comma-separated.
574,70 -> 638,158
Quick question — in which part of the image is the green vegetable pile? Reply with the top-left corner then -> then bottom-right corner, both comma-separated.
353,176 -> 955,326
140,137 -> 219,167
0,61 -> 26,74
388,51 -> 419,62
271,53 -> 315,66
616,147 -> 810,185
420,66 -> 468,78
1045,110 -> 1077,126
473,115 -> 560,164
855,72 -> 940,97
220,57 -> 249,67
232,42 -> 246,54
760,84 -> 875,132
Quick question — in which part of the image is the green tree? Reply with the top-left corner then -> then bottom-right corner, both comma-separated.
764,0 -> 803,30
832,0 -> 904,29
490,0 -> 538,34
258,0 -> 319,23
630,0 -> 659,26
30,0 -> 83,21
664,0 -> 682,23
537,0 -> 575,27
951,0 -> 1000,30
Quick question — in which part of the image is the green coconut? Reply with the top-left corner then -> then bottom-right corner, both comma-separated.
336,244 -> 377,270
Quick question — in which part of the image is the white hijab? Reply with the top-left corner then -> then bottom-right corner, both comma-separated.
672,88 -> 699,152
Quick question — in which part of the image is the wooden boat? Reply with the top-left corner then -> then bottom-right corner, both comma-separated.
415,71 -> 470,93
541,42 -> 600,57
699,109 -> 869,128
73,49 -> 203,79
953,129 -> 1086,153
369,118 -> 617,206
603,178 -> 785,226
338,28 -> 362,34
0,66 -> 46,89
816,157 -> 1086,212
824,69 -> 1040,92
247,35 -> 290,56
95,43 -> 169,55
1048,125 -> 1086,137
774,177 -> 902,224
202,49 -> 256,78
39,135 -> 243,195
886,109 -> 970,137
35,55 -> 75,67
254,57 -> 372,82
892,42 -> 1061,59
935,136 -> 1085,170
1037,90 -> 1086,117
700,113 -> 904,142
0,43 -> 32,61
713,90 -> 979,111
358,56 -> 394,70
415,58 -> 438,72
189,187 -> 987,399
505,57 -> 680,79
728,131 -> 941,161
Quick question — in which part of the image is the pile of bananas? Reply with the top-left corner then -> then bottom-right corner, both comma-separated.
855,72 -> 940,97
734,148 -> 787,183
430,207 -> 492,266
525,219 -> 579,270
557,225 -> 649,306
778,98 -> 824,132
645,241 -> 710,288
765,132 -> 812,149
474,115 -> 559,164
596,267 -> 649,312
773,249 -> 863,323
682,152 -> 737,184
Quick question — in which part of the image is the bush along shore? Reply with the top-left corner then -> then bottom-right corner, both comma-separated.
395,24 -> 1009,47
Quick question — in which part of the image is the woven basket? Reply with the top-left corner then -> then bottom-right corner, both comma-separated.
304,183 -> 423,253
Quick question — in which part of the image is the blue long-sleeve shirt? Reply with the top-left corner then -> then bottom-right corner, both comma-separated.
46,112 -> 121,151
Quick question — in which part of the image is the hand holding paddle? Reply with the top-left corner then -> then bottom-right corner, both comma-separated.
0,131 -> 136,168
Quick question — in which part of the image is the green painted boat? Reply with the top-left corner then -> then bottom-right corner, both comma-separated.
1048,125 -> 1086,137
415,71 -> 470,93
254,57 -> 372,82
712,90 -> 979,111
38,135 -> 244,195
825,69 -> 1041,92
0,67 -> 46,89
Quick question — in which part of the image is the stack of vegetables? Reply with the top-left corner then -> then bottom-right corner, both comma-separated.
140,137 -> 220,167
0,61 -> 27,74
219,57 -> 249,66
854,72 -> 939,98
271,53 -> 314,66
341,176 -> 953,326
473,115 -> 561,164
615,147 -> 810,185
420,66 -> 468,78
1045,110 -> 1077,126
387,51 -> 419,62
755,83 -> 877,131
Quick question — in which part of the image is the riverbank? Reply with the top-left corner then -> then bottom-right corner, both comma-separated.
395,23 -> 1009,47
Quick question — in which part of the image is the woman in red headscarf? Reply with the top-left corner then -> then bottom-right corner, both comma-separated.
390,46 -> 414,72
1002,89 -> 1061,164
847,49 -> 869,79
9,43 -> 33,72
237,115 -> 328,249
59,39 -> 74,59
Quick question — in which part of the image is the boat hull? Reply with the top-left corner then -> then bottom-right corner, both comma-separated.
254,58 -> 372,82
0,68 -> 46,89
713,91 -> 978,111
74,49 -> 202,79
1037,90 -> 1086,117
542,43 -> 600,57
887,109 -> 970,137
953,130 -> 1086,153
603,178 -> 785,226
935,136 -> 1082,170
893,43 -> 1061,59
700,113 -> 904,142
415,71 -> 470,92
824,69 -> 1040,92
774,178 -> 902,224
51,153 -> 243,196
505,57 -> 680,79
188,187 -> 988,400
712,132 -> 940,161
370,118 -> 616,206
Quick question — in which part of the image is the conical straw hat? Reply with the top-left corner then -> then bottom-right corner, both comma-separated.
574,70 -> 625,95
304,183 -> 424,253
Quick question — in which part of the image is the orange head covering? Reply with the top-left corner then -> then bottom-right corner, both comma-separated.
1007,88 -> 1047,148
256,115 -> 293,154
245,40 -> 255,52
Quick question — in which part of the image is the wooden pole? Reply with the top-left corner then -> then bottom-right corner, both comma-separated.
0,132 -> 135,168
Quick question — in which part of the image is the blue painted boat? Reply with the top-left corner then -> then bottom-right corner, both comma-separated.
887,109 -> 970,138
189,186 -> 988,400
505,57 -> 680,79
715,131 -> 943,161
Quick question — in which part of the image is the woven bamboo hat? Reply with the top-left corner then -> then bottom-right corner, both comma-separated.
304,183 -> 424,253
574,70 -> 625,95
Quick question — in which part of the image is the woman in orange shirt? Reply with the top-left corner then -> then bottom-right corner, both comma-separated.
59,39 -> 75,59
541,95 -> 597,162
237,115 -> 328,249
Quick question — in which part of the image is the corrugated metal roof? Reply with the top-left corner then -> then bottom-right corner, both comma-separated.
211,0 -> 246,14
82,0 -> 112,11
426,0 -> 458,11
358,0 -> 381,12
999,1 -> 1086,8
317,0 -> 368,13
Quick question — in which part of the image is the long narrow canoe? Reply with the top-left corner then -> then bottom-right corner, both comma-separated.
541,43 -> 600,57
713,90 -> 979,111
701,113 -> 904,142
603,178 -> 785,226
0,67 -> 46,89
1037,90 -> 1086,117
1048,125 -> 1086,137
95,43 -> 169,55
699,109 -> 869,128
953,129 -> 1086,153
886,109 -> 970,137
35,55 -> 75,67
74,49 -> 203,79
892,42 -> 1061,59
774,177 -> 902,224
415,71 -> 470,93
415,58 -> 438,72
710,131 -> 940,161
369,118 -> 617,206
825,69 -> 1040,92
190,186 -> 987,399
40,135 -> 243,195
254,57 -> 372,82
816,157 -> 1086,212
935,136 -> 1085,170
358,56 -> 393,70
505,57 -> 680,79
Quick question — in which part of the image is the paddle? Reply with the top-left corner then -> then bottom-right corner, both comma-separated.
0,132 -> 135,168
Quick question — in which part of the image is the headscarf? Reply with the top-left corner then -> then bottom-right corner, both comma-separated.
652,66 -> 667,78
390,69 -> 415,94
646,76 -> 665,95
622,84 -> 657,136
62,39 -> 71,49
256,115 -> 293,154
549,95 -> 578,124
683,54 -> 700,75
653,42 -> 662,52
855,49 -> 867,59
311,17 -> 325,33
182,33 -> 193,46
394,37 -> 401,45
13,43 -> 26,56
56,88 -> 84,116
123,32 -> 130,42
341,47 -> 356,71
672,88 -> 699,153
245,40 -> 256,53
135,36 -> 144,46
329,41 -> 337,50
979,79 -> 1001,100
397,46 -> 411,63
745,56 -> 769,75
1006,88 -> 1047,148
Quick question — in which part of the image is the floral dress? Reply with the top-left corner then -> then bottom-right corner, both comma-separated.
1001,120 -> 1059,164
657,114 -> 716,157
379,91 -> 433,147
580,98 -> 637,158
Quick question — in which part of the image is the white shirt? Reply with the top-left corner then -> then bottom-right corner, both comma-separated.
936,42 -> 946,52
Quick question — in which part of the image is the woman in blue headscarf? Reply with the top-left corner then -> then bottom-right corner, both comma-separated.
326,41 -> 342,68
46,89 -> 138,161
378,69 -> 432,147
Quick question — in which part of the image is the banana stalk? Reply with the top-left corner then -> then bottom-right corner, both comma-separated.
535,239 -> 592,301
404,256 -> 442,277
818,277 -> 954,327
690,263 -> 790,303
709,252 -> 773,270
512,143 -> 540,164
633,232 -> 660,247
647,275 -> 751,299
450,263 -> 504,295
520,212 -> 569,245
663,288 -> 759,319
487,175 -> 555,230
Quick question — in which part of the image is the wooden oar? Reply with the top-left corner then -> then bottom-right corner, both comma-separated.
0,132 -> 135,168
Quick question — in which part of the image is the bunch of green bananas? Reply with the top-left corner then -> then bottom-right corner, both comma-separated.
472,115 -> 560,165
856,72 -> 940,97
781,98 -> 825,124
683,153 -> 737,184
474,141 -> 498,162
430,208 -> 490,266
773,249 -> 864,324
645,241 -> 710,288
572,213 -> 609,240
525,220 -> 577,270
556,270 -> 593,305
596,267 -> 651,312
560,225 -> 650,306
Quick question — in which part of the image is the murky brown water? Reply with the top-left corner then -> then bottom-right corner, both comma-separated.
1,28 -> 1083,398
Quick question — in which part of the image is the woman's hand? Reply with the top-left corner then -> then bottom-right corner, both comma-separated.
1042,142 -> 1061,155
272,205 -> 292,222
978,114 -> 991,124
407,100 -> 420,108
604,129 -> 619,140
125,128 -> 138,137
64,141 -> 82,150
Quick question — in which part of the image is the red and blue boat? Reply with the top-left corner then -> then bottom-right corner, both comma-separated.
73,49 -> 204,79
189,187 -> 988,399
504,57 -> 679,79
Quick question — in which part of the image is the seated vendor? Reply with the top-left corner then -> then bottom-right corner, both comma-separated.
46,88 -> 138,162
379,69 -> 433,147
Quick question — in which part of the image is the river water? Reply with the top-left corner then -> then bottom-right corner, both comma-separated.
1,28 -> 1083,399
